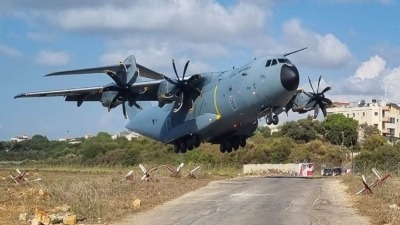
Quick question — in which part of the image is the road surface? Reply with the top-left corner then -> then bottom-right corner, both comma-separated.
112,177 -> 370,225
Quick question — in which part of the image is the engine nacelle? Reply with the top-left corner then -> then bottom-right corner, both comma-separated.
101,91 -> 120,108
157,80 -> 176,105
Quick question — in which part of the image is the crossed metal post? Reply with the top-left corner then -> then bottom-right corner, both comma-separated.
10,169 -> 29,184
186,165 -> 202,178
139,164 -> 157,182
165,163 -> 185,177
356,167 -> 391,195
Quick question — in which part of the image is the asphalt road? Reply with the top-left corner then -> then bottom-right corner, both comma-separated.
113,177 -> 370,225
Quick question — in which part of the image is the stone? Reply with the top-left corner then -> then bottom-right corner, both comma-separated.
35,207 -> 50,225
63,214 -> 77,225
31,218 -> 40,225
389,204 -> 399,210
19,212 -> 28,221
132,199 -> 141,209
54,204 -> 71,213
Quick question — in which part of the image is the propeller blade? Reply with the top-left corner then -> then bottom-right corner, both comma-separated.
317,76 -> 321,93
127,70 -> 139,86
321,104 -> 327,117
305,99 -> 317,110
172,59 -> 180,80
321,86 -> 331,94
188,74 -> 201,82
132,102 -> 142,110
122,102 -> 127,119
314,103 -> 320,119
105,70 -> 124,87
195,87 -> 202,97
285,101 -> 293,113
122,55 -> 137,84
163,74 -> 178,85
308,76 -> 315,94
108,93 -> 120,111
119,62 -> 128,83
322,98 -> 333,106
102,85 -> 120,92
182,60 -> 190,80
173,93 -> 184,113
188,98 -> 194,112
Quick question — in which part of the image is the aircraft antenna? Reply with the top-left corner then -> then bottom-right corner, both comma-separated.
284,47 -> 307,57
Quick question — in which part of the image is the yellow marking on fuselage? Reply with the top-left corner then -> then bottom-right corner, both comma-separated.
214,85 -> 222,119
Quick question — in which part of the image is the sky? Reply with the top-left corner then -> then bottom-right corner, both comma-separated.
1,0 -> 400,141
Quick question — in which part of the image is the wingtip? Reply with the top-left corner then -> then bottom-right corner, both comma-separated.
14,94 -> 24,99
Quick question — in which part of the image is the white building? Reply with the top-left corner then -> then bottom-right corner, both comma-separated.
10,134 -> 29,142
112,131 -> 141,141
327,99 -> 400,139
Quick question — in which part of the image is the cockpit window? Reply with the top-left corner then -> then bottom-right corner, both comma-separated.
265,59 -> 271,67
271,59 -> 277,66
278,58 -> 292,64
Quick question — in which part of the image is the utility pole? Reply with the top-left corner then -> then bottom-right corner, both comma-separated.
341,131 -> 344,147
341,131 -> 345,166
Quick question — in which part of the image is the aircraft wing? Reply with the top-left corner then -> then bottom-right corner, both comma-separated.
14,80 -> 163,103
14,86 -> 104,99
46,63 -> 164,80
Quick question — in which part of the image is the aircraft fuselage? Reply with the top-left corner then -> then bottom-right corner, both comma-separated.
126,56 -> 299,152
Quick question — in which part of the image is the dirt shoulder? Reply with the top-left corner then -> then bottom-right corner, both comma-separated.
342,175 -> 400,225
310,178 -> 371,225
0,169 -> 222,225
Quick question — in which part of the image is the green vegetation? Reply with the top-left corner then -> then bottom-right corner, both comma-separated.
1,114 -> 399,171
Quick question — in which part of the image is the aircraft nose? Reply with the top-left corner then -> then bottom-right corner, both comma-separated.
280,64 -> 299,91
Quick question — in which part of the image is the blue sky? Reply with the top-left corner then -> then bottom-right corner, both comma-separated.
1,0 -> 399,141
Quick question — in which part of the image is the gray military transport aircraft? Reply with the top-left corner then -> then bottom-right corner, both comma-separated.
15,48 -> 332,153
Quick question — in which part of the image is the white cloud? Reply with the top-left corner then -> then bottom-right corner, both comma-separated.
350,55 -> 386,82
382,67 -> 400,101
282,19 -> 352,68
330,55 -> 400,102
35,50 -> 70,66
50,0 -> 267,42
0,44 -> 22,57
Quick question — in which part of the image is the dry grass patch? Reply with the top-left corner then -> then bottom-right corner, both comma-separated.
342,175 -> 400,225
0,169 -> 221,224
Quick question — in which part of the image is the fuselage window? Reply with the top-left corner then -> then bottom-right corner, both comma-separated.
265,60 -> 271,67
271,59 -> 277,66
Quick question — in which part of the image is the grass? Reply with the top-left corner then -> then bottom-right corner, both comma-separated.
0,166 -> 233,225
341,174 -> 400,225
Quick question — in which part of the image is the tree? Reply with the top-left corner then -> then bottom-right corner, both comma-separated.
360,123 -> 380,140
81,142 -> 105,162
280,117 -> 320,143
31,134 -> 49,142
258,126 -> 271,138
96,132 -> 112,140
322,114 -> 358,147
362,134 -> 387,151
268,137 -> 294,163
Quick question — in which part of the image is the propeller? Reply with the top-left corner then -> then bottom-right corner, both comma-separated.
102,56 -> 145,119
161,59 -> 202,112
307,75 -> 333,118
